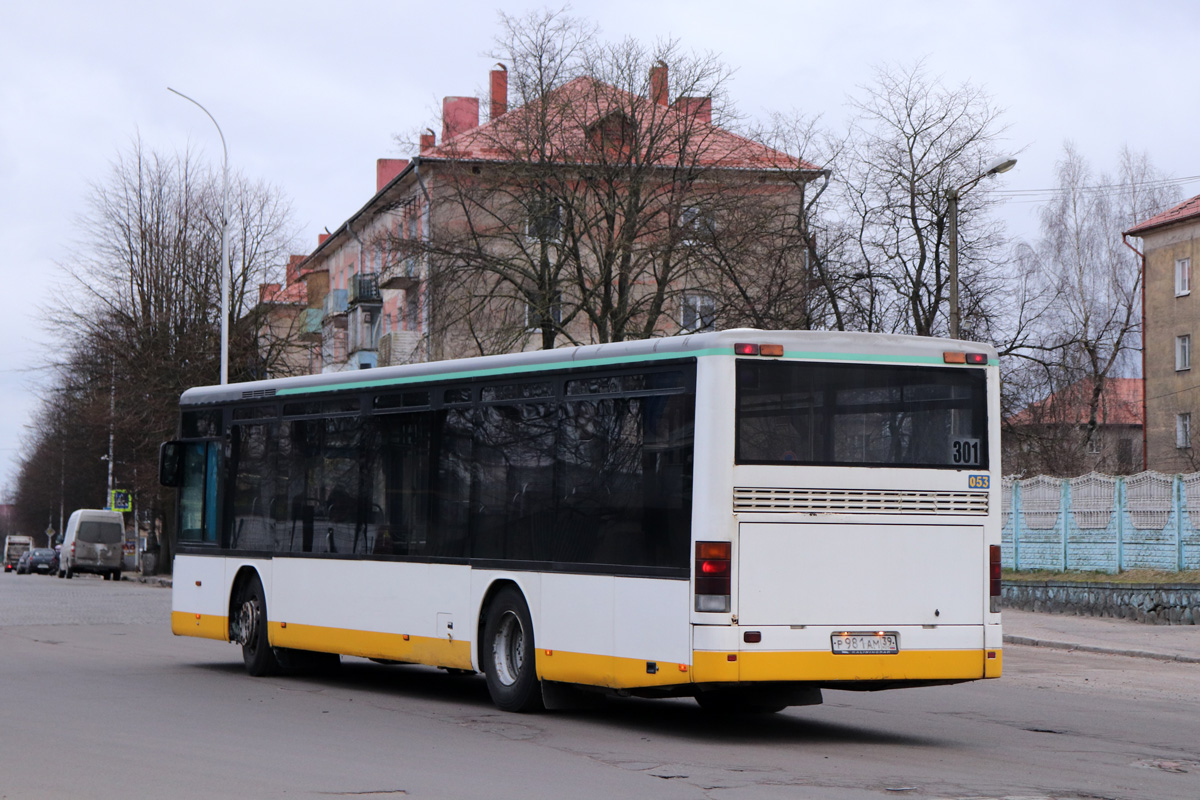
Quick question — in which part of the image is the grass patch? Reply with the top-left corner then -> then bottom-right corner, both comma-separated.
1003,568 -> 1200,584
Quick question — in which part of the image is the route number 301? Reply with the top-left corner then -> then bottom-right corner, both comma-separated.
951,438 -> 981,466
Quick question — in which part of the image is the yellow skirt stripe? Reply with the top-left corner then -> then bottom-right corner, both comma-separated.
173,612 -> 1001,687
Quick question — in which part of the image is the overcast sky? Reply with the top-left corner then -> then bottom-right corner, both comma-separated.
2,0 -> 1198,497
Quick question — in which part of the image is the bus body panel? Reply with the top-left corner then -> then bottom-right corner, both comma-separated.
271,558 -> 474,667
737,522 -> 985,627
170,553 -> 233,640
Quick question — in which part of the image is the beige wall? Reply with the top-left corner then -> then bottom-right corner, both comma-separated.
1143,223 -> 1200,471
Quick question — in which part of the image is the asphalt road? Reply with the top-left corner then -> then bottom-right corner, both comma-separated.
1,573 -> 1198,800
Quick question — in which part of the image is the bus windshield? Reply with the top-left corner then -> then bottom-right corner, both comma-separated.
735,360 -> 988,469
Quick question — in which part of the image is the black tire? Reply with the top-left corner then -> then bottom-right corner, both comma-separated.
102,572 -> 110,581
65,568 -> 73,579
113,571 -> 122,582
481,587 -> 543,713
232,575 -> 279,677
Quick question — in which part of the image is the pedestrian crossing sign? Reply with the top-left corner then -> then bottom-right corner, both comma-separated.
110,489 -> 132,512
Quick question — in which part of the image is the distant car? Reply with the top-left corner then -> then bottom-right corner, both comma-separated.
15,551 -> 31,574
26,548 -> 56,575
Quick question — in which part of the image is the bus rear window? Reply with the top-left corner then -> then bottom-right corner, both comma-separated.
736,360 -> 988,469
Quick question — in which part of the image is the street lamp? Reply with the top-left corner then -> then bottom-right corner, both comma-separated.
168,87 -> 231,385
946,155 -> 1017,339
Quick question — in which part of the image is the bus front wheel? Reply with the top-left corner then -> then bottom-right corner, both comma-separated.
481,588 -> 543,713
233,575 -> 279,677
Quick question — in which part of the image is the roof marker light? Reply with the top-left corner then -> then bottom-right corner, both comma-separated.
760,344 -> 784,357
734,343 -> 759,356
966,353 -> 988,365
943,351 -> 967,364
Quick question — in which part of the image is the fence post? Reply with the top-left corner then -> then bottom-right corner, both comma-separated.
1176,475 -> 1186,572
1061,478 -> 1071,571
1115,477 -> 1125,573
1013,480 -> 1022,571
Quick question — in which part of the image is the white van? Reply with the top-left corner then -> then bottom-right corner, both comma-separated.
59,509 -> 125,581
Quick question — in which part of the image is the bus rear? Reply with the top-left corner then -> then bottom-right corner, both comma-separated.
690,334 -> 1002,692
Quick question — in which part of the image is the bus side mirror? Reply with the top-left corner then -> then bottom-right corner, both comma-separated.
159,441 -> 183,487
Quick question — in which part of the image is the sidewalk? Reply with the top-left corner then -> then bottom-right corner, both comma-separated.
1003,608 -> 1200,663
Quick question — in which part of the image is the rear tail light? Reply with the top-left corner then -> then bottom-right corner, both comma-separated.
989,544 -> 1002,613
734,343 -> 783,357
695,541 -> 731,613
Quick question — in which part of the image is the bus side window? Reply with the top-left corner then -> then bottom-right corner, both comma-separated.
180,442 -> 220,544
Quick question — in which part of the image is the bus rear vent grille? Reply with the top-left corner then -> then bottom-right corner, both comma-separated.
734,487 -> 989,516
241,388 -> 277,399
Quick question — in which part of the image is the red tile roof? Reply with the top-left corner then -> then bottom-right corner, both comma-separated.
1008,377 -> 1143,427
261,280 -> 307,305
421,76 -> 819,172
1124,194 -> 1200,236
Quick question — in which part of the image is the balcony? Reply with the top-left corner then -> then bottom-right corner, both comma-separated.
378,330 -> 423,367
323,288 -> 348,318
349,273 -> 382,307
299,308 -> 323,342
381,256 -> 421,290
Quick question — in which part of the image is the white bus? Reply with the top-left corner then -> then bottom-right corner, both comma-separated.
160,329 -> 1002,712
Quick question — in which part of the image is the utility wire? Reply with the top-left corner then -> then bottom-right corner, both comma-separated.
993,174 -> 1200,203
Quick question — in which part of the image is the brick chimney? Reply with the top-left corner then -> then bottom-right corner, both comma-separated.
650,61 -> 668,106
318,232 -> 330,246
287,254 -> 306,285
490,63 -> 508,120
675,96 -> 712,125
419,128 -> 436,151
259,283 -> 281,304
442,96 -> 480,142
376,158 -> 409,192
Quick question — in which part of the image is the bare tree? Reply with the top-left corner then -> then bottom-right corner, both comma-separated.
400,8 -> 824,356
838,61 -> 1012,338
1002,144 -> 1178,475
15,138 -> 297,570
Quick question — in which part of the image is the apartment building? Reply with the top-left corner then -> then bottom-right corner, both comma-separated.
1125,194 -> 1200,471
276,63 -> 821,373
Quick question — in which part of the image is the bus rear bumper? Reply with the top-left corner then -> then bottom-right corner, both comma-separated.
692,647 -> 1001,683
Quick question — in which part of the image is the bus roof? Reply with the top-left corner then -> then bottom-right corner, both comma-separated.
180,329 -> 997,406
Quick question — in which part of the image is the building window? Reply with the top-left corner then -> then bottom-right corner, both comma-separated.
1177,335 -> 1192,371
1177,413 -> 1192,449
682,293 -> 716,333
524,292 -> 563,331
526,200 -> 561,241
1176,258 -> 1191,297
1087,437 -> 1101,455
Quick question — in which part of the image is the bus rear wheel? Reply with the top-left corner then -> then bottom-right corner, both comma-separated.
481,587 -> 543,713
233,575 -> 279,677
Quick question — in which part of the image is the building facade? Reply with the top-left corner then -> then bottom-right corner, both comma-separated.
1126,196 -> 1200,472
272,63 -> 820,374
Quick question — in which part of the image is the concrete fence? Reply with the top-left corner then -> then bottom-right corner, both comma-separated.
1002,472 -> 1200,573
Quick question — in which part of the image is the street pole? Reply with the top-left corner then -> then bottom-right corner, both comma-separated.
945,156 -> 1018,340
947,187 -> 961,340
168,87 -> 230,385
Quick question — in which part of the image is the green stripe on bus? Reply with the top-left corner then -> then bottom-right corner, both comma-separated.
275,348 -> 731,395
275,346 -> 996,396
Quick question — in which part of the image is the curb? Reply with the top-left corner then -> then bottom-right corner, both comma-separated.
1003,634 -> 1200,664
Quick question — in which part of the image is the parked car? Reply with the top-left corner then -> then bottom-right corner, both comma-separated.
26,548 -> 56,575
15,551 -> 31,574
59,509 -> 124,581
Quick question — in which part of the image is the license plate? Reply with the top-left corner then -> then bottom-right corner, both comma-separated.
831,632 -> 899,654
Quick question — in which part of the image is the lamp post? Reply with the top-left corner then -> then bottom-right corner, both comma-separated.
946,155 -> 1017,339
168,87 -> 230,385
